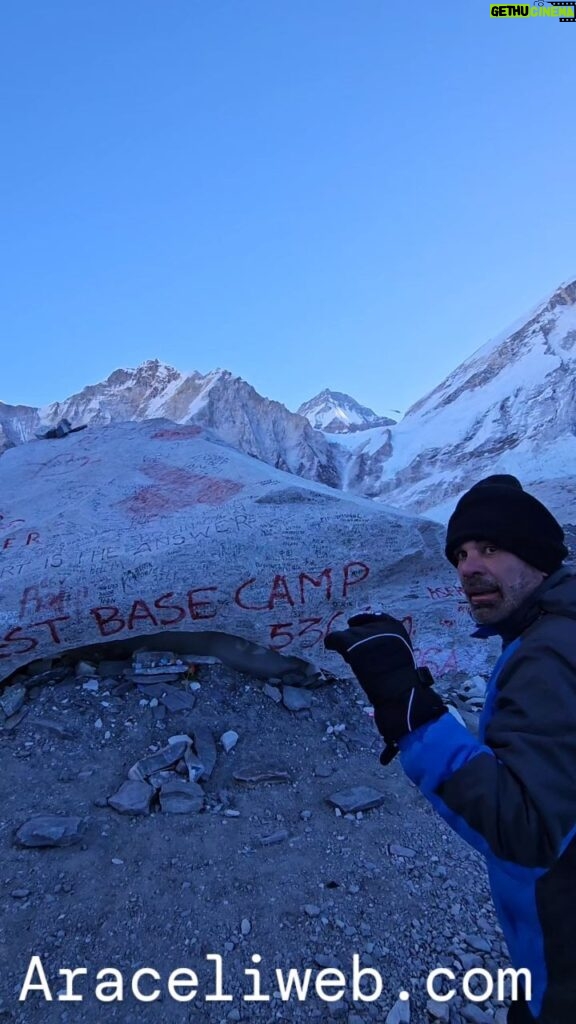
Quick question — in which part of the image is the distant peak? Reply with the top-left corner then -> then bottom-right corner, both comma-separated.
105,359 -> 179,381
297,389 -> 396,434
306,388 -> 360,404
136,359 -> 180,376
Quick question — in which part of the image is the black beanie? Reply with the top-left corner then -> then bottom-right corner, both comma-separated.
445,474 -> 568,574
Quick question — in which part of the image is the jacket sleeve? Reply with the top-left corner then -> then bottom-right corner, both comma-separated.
398,640 -> 576,868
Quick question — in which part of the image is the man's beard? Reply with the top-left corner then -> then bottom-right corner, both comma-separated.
465,580 -> 504,623
464,567 -> 543,624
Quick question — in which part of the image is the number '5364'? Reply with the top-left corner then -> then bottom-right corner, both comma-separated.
269,611 -> 345,650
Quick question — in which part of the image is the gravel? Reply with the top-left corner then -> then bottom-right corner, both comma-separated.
0,661 -> 511,1024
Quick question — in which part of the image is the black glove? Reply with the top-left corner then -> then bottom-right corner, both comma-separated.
324,613 -> 446,763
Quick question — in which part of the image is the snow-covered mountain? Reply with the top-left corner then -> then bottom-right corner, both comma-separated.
342,279 -> 576,525
0,363 -> 343,488
1,277 -> 575,535
297,389 -> 396,433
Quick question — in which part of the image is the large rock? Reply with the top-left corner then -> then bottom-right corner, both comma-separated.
0,683 -> 26,716
327,787 -> 387,814
14,814 -> 87,848
0,420 -> 497,683
108,780 -> 155,815
158,780 -> 204,814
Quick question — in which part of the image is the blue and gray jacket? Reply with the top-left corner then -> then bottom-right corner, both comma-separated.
398,568 -> 576,1023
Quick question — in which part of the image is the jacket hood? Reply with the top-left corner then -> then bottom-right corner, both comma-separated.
538,567 -> 576,619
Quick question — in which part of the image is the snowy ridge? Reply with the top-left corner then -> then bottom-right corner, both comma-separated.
363,279 -> 576,523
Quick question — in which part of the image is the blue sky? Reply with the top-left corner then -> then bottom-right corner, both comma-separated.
2,2 -> 575,418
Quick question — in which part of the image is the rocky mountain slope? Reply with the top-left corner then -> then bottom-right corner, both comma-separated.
0,365 -> 342,489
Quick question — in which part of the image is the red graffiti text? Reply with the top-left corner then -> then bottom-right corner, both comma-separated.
0,617 -> 70,659
235,562 -> 369,611
90,588 -> 219,637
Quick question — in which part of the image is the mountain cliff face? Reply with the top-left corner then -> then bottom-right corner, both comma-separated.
183,373 -> 343,487
343,279 -> 576,524
297,389 -> 396,433
0,403 -> 44,449
0,362 -> 188,445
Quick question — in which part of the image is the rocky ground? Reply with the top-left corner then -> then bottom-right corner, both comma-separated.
0,655 -> 511,1024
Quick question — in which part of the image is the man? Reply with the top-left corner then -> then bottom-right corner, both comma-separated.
325,475 -> 576,1024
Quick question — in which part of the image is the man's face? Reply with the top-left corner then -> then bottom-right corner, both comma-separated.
454,540 -> 547,624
